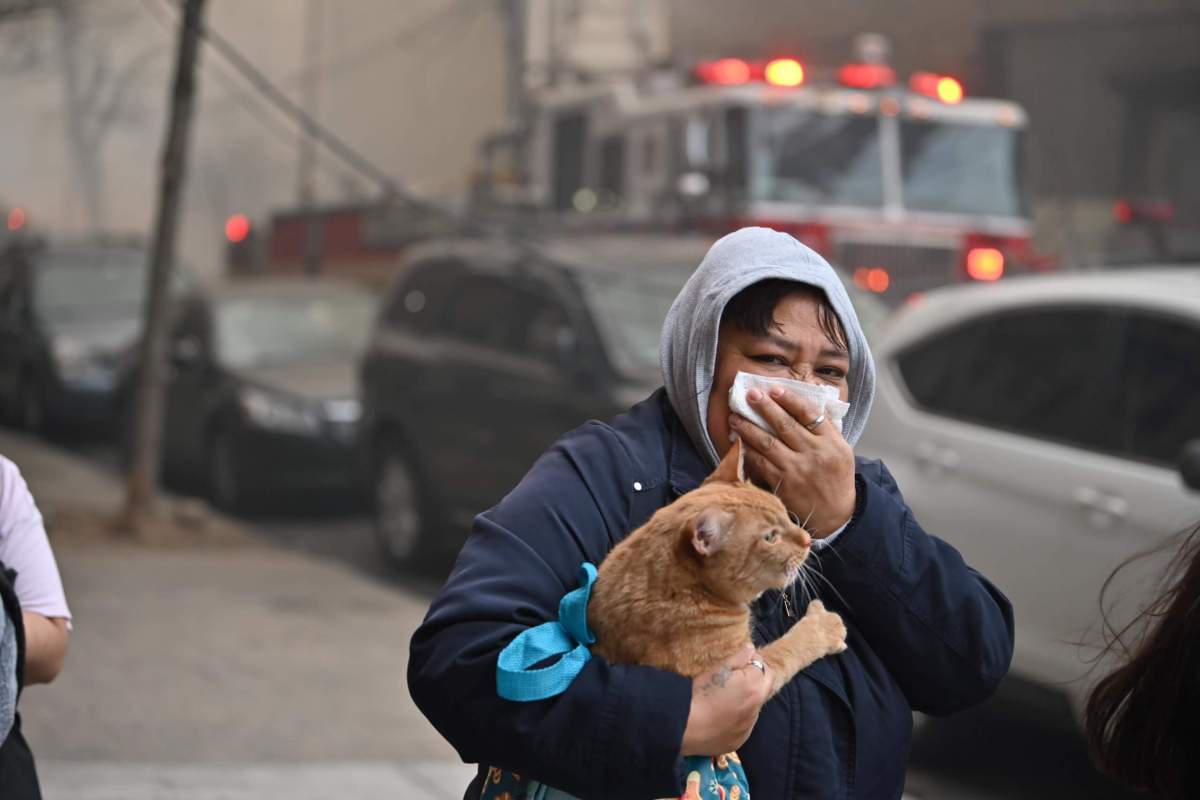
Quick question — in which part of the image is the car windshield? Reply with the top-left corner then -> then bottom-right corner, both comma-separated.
900,119 -> 1027,217
578,270 -> 691,376
580,266 -> 890,377
33,248 -> 148,324
753,108 -> 884,207
215,290 -> 376,370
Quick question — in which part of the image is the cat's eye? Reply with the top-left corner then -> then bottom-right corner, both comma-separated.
763,530 -> 778,543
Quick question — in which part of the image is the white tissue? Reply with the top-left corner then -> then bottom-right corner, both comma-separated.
728,371 -> 850,435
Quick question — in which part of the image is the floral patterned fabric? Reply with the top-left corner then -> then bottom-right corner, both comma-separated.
480,752 -> 750,799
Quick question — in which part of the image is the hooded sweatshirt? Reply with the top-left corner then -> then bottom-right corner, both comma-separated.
660,226 -> 876,466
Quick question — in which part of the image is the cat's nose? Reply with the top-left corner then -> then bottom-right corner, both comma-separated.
797,528 -> 812,548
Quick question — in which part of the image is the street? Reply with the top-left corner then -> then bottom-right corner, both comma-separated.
9,431 -> 474,799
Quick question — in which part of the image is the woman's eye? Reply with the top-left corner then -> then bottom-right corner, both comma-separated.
817,366 -> 847,379
763,530 -> 778,542
752,355 -> 788,367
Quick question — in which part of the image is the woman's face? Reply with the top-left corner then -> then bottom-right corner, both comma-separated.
706,290 -> 850,459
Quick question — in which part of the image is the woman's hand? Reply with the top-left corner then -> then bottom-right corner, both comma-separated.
680,644 -> 772,756
731,386 -> 856,538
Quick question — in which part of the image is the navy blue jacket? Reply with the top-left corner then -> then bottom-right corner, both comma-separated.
409,390 -> 1014,799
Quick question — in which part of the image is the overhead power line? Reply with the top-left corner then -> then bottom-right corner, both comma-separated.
188,7 -> 400,194
143,0 -> 479,228
199,0 -> 482,119
140,0 -> 351,185
283,0 -> 479,89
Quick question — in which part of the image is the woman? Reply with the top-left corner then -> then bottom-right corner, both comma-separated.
1085,521 -> 1200,799
409,227 -> 1014,798
0,454 -> 72,797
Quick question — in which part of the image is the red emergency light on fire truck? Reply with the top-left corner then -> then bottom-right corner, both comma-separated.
474,36 -> 1045,305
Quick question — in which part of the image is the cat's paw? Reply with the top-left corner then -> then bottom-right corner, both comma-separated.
803,600 -> 848,655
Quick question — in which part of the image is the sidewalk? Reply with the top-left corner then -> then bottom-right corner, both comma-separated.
0,430 -> 473,798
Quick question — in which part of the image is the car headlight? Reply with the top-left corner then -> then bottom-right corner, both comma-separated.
52,336 -> 88,366
52,336 -> 115,388
239,387 -> 321,435
322,398 -> 361,425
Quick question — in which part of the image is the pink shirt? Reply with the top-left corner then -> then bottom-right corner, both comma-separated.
0,456 -> 71,621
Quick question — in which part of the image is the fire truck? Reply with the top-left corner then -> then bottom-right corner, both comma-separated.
474,46 -> 1044,304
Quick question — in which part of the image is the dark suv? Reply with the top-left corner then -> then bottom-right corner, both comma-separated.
359,234 -> 716,568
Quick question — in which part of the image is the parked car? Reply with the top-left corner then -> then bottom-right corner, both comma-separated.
154,277 -> 376,510
0,238 -> 174,434
857,266 -> 1200,720
359,233 -> 889,569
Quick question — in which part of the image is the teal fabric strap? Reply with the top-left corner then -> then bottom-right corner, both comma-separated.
496,563 -> 598,702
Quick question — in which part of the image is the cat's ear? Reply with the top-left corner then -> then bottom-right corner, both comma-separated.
706,437 -> 747,485
690,508 -> 735,557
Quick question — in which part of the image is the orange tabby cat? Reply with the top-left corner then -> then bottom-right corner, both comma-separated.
587,438 -> 847,696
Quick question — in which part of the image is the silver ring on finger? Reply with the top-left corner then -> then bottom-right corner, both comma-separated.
804,413 -> 826,432
749,658 -> 766,673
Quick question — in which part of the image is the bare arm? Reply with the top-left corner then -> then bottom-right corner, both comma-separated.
21,612 -> 68,685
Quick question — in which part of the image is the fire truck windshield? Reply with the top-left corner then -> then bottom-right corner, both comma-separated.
747,107 -> 1026,220
900,119 -> 1027,217
755,109 -> 884,207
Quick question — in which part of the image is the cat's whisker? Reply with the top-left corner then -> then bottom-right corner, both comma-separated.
802,570 -> 818,605
801,561 -> 830,604
803,564 -> 853,613
797,506 -> 817,534
792,567 -> 814,608
816,540 -> 850,568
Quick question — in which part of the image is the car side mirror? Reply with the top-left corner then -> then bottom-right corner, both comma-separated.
1180,440 -> 1200,493
553,326 -> 581,368
171,335 -> 205,369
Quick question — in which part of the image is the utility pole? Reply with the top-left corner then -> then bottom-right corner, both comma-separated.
500,0 -> 527,124
298,0 -> 323,276
120,0 -> 206,533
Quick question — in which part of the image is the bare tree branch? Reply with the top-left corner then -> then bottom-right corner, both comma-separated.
94,44 -> 163,135
0,0 -> 58,21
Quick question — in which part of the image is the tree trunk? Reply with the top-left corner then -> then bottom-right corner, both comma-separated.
120,0 -> 207,533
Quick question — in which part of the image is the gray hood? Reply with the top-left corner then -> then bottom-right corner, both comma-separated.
659,227 -> 876,466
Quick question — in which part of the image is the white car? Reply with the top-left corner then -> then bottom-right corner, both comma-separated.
857,267 -> 1200,719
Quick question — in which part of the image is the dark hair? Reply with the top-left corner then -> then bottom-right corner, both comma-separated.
1084,521 -> 1200,799
720,279 -> 848,351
